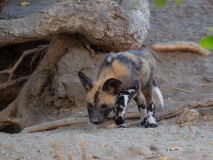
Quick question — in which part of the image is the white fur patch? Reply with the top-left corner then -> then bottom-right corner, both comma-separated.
127,89 -> 136,93
123,95 -> 129,106
153,86 -> 164,108
147,111 -> 157,124
117,123 -> 126,128
140,108 -> 147,121
106,55 -> 113,63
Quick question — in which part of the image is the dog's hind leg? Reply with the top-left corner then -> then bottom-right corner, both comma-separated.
142,78 -> 158,128
134,93 -> 147,126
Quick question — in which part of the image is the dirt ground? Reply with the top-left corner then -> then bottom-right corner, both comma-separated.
0,0 -> 213,160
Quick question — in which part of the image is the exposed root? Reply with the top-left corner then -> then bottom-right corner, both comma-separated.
21,117 -> 87,133
0,117 -> 20,125
0,45 -> 48,82
0,0 -> 150,51
151,41 -> 211,56
0,75 -> 30,90
0,34 -> 80,131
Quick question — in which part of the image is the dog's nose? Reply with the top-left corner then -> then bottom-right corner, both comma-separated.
90,118 -> 99,124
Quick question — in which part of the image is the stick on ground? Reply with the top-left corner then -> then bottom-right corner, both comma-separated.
151,41 -> 211,56
21,117 -> 87,133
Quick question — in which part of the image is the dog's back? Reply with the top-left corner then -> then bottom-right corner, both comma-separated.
97,49 -> 156,89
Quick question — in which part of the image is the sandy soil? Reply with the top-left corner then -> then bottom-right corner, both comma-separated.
0,0 -> 213,160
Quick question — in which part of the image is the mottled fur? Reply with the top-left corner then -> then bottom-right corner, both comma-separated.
78,49 -> 163,127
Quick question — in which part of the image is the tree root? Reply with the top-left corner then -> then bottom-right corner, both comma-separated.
0,45 -> 48,83
151,41 -> 211,56
21,117 -> 87,133
0,0 -> 4,13
0,34 -> 78,131
0,0 -> 150,51
0,75 -> 30,90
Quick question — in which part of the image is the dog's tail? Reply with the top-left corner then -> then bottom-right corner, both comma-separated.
153,79 -> 164,108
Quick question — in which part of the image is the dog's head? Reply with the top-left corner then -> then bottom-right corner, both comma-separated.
78,71 -> 124,125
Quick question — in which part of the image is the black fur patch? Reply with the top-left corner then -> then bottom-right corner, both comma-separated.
103,53 -> 114,66
138,105 -> 146,110
114,115 -> 125,125
116,54 -> 143,71
94,91 -> 100,104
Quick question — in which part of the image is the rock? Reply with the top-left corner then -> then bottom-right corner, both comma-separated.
176,108 -> 199,124
129,145 -> 152,157
149,144 -> 158,151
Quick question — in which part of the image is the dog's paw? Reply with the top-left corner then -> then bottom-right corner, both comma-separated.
145,123 -> 158,128
116,123 -> 126,128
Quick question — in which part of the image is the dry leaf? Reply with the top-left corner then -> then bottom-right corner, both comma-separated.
63,108 -> 70,112
179,123 -> 185,127
162,155 -> 168,160
99,143 -> 107,147
20,1 -> 30,7
169,147 -> 182,151
108,123 -> 115,128
3,143 -> 11,149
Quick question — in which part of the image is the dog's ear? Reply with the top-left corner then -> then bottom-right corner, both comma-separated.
103,78 -> 123,94
78,71 -> 93,92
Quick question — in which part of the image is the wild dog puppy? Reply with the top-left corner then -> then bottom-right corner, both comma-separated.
78,49 -> 164,128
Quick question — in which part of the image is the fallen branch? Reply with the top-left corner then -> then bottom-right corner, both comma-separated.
21,117 -> 87,133
151,41 -> 211,56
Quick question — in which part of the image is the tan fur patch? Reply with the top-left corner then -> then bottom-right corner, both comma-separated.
99,91 -> 114,106
111,60 -> 129,79
86,83 -> 100,104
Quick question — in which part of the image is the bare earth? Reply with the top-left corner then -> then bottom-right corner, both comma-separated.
0,0 -> 213,160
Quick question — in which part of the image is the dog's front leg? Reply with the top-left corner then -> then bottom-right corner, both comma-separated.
113,86 -> 139,128
113,99 -> 127,128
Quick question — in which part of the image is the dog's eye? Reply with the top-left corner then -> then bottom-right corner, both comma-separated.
101,104 -> 107,109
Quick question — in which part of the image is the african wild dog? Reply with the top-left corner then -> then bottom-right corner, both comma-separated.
78,49 -> 164,128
